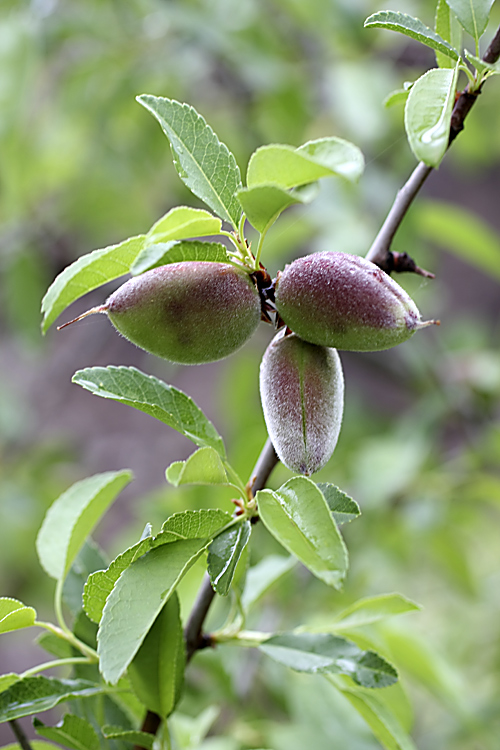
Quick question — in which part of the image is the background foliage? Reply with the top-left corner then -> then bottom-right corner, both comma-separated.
1,0 -> 500,748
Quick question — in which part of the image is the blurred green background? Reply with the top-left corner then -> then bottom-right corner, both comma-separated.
1,0 -> 500,748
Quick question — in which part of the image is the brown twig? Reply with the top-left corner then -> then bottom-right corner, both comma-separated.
9,720 -> 34,750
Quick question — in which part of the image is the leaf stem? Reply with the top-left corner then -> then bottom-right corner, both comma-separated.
35,620 -> 99,662
20,657 -> 91,679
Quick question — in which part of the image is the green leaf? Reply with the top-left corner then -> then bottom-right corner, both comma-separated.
98,539 -> 209,684
0,598 -> 36,634
259,633 -> 398,688
446,0 -> 494,39
73,366 -> 225,457
404,63 -> 459,167
41,235 -> 145,333
316,483 -> 361,525
435,0 -> 463,68
137,95 -> 242,228
161,509 -> 233,539
1,743 -> 63,750
465,49 -> 500,76
208,521 -> 252,596
332,594 -> 421,631
237,184 -> 308,234
383,88 -> 411,108
102,726 -> 155,749
256,477 -> 348,589
62,539 -> 109,617
146,206 -> 222,245
131,240 -> 231,276
0,677 -> 109,722
170,706 -> 220,749
364,10 -> 459,61
36,471 -> 132,582
331,679 -> 417,750
0,674 -> 19,694
34,715 -> 100,750
415,200 -> 500,280
247,137 -> 364,189
241,555 -> 296,611
166,447 -> 231,487
36,632 -> 73,659
128,593 -> 185,717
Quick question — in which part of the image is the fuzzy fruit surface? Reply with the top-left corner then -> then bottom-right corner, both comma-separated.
260,330 -> 344,475
106,262 -> 261,364
275,252 -> 425,351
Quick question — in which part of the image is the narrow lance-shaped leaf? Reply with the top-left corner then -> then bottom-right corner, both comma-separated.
331,594 -> 421,632
404,63 -> 459,167
146,206 -> 222,245
137,95 -> 242,228
256,476 -> 348,589
36,471 -> 132,582
435,0 -> 463,68
446,0 -> 495,39
364,10 -> 459,61
207,520 -> 252,596
131,240 -> 231,276
241,555 -> 296,611
41,235 -> 145,333
73,366 -> 226,457
34,715 -> 100,750
0,598 -> 36,634
0,677 -> 110,722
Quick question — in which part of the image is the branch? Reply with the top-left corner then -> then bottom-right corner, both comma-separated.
9,720 -> 34,750
366,22 -> 500,268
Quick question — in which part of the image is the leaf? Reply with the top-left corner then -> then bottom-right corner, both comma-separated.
383,88 -> 411,108
146,206 -> 222,245
316,483 -> 361,525
41,235 -> 145,333
435,0 -> 463,68
131,240 -> 230,276
207,521 -> 252,596
36,632 -> 73,659
259,633 -> 398,688
1,743 -> 63,750
0,674 -> 19,694
331,679 -> 418,750
128,593 -> 185,717
73,366 -> 225,457
0,677 -> 109,722
446,0 -> 495,39
170,706 -> 220,749
404,63 -> 459,167
0,598 -> 36,634
237,184 -> 304,234
465,49 -> 500,76
332,594 -> 421,631
137,95 -> 242,228
256,477 -> 348,589
415,200 -> 500,280
34,715 -> 100,750
62,538 -> 109,617
161,509 -> 233,539
241,555 -> 296,611
297,138 -> 365,183
364,10 -> 459,61
102,727 -> 155,749
97,539 -> 209,684
166,447 -> 231,487
36,471 -> 132,582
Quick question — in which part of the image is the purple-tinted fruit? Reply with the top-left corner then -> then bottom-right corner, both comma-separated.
275,252 -> 436,351
260,330 -> 344,475
61,262 -> 261,364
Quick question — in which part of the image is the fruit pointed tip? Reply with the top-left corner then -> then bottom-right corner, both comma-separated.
57,305 -> 108,330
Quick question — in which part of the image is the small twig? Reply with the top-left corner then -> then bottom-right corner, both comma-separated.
366,22 -> 500,267
9,720 -> 34,750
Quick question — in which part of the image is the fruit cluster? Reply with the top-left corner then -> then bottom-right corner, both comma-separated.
62,251 -> 435,475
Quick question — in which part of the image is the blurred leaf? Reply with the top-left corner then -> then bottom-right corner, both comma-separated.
166,447 -> 232,487
446,0 -> 495,39
0,597 -> 36,634
316,483 -> 361,525
131,240 -> 230,275
62,539 -> 109,618
41,235 -> 145,333
416,200 -> 500,279
404,63 -> 459,167
237,184 -> 305,234
146,206 -> 222,245
170,706 -> 220,749
0,677 -> 108,721
34,714 -> 100,750
207,520 -> 251,596
73,366 -> 226,457
384,88 -> 411,108
36,471 -> 132,582
0,743 -> 63,750
102,726 -> 155,749
332,594 -> 421,631
259,633 -> 397,688
241,555 -> 296,611
97,539 -> 209,684
465,49 -> 500,76
128,593 -> 185,717
435,0 -> 463,68
257,477 -> 348,589
364,10 -> 459,61
137,95 -> 242,228
35,632 -> 73,660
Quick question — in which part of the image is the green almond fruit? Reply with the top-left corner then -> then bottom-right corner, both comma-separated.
275,251 -> 437,351
59,262 -> 261,364
260,330 -> 344,475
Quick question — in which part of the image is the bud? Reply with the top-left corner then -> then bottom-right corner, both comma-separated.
275,252 -> 436,351
260,330 -> 344,475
